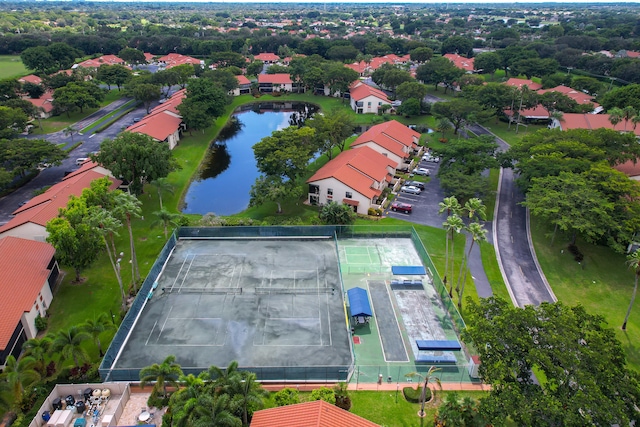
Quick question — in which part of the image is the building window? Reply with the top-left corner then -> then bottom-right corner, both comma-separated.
346,191 -> 352,198
36,304 -> 39,311
367,102 -> 371,107
327,188 -> 333,195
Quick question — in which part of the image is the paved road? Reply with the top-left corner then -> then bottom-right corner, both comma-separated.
386,157 -> 493,299
0,98 -> 149,224
468,124 -> 556,307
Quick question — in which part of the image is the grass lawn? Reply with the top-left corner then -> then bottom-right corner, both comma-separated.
0,55 -> 27,79
479,119 -> 548,147
530,217 -> 640,372
350,390 -> 487,427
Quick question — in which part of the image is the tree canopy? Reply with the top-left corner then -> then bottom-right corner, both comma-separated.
463,297 -> 640,426
94,132 -> 179,195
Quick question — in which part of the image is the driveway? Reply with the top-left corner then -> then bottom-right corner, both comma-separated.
468,124 -> 556,307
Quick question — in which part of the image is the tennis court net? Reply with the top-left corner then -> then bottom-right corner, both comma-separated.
162,287 -> 243,294
254,287 -> 336,295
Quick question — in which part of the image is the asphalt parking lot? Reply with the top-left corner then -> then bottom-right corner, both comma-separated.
386,157 -> 446,229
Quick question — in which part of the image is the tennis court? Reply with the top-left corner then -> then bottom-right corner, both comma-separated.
111,239 -> 352,381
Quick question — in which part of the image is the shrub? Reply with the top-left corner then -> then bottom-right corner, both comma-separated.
274,388 -> 300,407
333,382 -> 351,411
35,314 -> 48,332
309,387 -> 336,404
403,386 -> 430,403
148,389 -> 170,409
567,243 -> 584,262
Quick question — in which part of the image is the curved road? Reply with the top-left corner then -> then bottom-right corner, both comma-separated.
468,124 -> 556,307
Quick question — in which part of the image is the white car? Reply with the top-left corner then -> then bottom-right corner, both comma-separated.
400,185 -> 422,195
412,167 -> 431,176
422,154 -> 440,163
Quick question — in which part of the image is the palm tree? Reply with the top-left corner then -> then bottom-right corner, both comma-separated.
608,107 -> 623,130
63,125 -> 78,143
50,326 -> 91,368
456,222 -> 488,309
464,198 -> 487,223
152,209 -> 181,239
89,208 -> 126,310
623,249 -> 640,331
151,177 -> 175,211
208,360 -> 240,395
169,373 -> 208,427
112,191 -> 142,289
442,214 -> 464,297
193,394 -> 241,427
82,313 -> 115,357
21,336 -> 52,376
406,366 -> 442,418
139,355 -> 183,398
621,106 -> 637,131
439,196 -> 462,294
0,355 -> 40,402
436,118 -> 452,139
229,371 -> 268,426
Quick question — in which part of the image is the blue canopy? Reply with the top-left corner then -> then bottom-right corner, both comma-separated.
391,265 -> 426,275
347,287 -> 372,317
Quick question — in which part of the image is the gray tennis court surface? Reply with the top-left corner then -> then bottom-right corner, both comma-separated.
112,239 -> 352,380
368,281 -> 409,362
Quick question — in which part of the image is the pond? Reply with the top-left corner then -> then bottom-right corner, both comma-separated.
182,102 -> 318,216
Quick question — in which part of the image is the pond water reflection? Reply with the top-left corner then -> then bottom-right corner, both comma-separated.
182,102 -> 318,216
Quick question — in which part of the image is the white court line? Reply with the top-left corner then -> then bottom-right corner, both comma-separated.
234,265 -> 243,289
171,254 -> 192,291
156,306 -> 173,343
368,282 -> 410,363
145,320 -> 158,346
177,255 -> 196,291
326,290 -> 332,347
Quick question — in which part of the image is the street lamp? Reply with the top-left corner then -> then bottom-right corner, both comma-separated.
116,252 -> 125,305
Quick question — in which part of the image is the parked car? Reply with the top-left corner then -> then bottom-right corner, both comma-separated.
412,167 -> 431,176
404,180 -> 425,190
400,185 -> 422,195
133,117 -> 142,123
422,153 -> 440,163
75,158 -> 88,166
391,202 -> 412,213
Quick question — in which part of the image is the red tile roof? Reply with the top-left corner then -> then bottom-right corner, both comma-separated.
19,74 -> 43,85
351,120 -> 420,158
24,90 -> 55,113
157,53 -> 202,69
126,111 -> 182,142
614,160 -> 640,178
557,113 -> 640,136
0,236 -> 55,350
444,53 -> 475,72
504,78 -> 542,91
307,146 -> 397,199
254,52 -> 280,62
236,75 -> 251,85
258,73 -> 292,85
149,89 -> 186,115
144,52 -> 156,62
2,170 -> 121,232
349,82 -> 390,103
251,400 -> 380,427
77,55 -> 124,68
537,85 -> 598,107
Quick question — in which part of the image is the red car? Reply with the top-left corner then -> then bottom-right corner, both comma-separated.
391,202 -> 412,213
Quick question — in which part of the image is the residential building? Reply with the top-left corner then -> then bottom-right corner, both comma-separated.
157,53 -> 203,70
125,89 -> 186,149
0,170 -> 121,241
349,119 -> 421,166
306,145 -> 397,214
76,54 -> 125,70
251,400 -> 380,427
258,73 -> 294,92
253,52 -> 280,63
24,90 -> 55,119
444,53 -> 475,72
349,81 -> 391,114
231,75 -> 252,96
503,77 -> 542,91
18,74 -> 43,86
0,237 -> 58,367
550,113 -> 640,137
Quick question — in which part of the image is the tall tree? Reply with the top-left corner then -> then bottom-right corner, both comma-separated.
432,99 -> 493,134
95,132 -> 179,195
46,196 -> 103,282
21,337 -> 51,376
132,83 -> 162,113
415,57 -> 464,94
439,196 -> 463,293
152,209 -> 181,239
112,191 -> 143,287
473,52 -> 502,78
253,126 -> 316,184
306,108 -> 355,160
456,221 -> 487,309
82,313 -> 115,357
623,250 -> 640,331
229,371 -> 268,426
151,177 -> 175,210
139,355 -> 183,398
